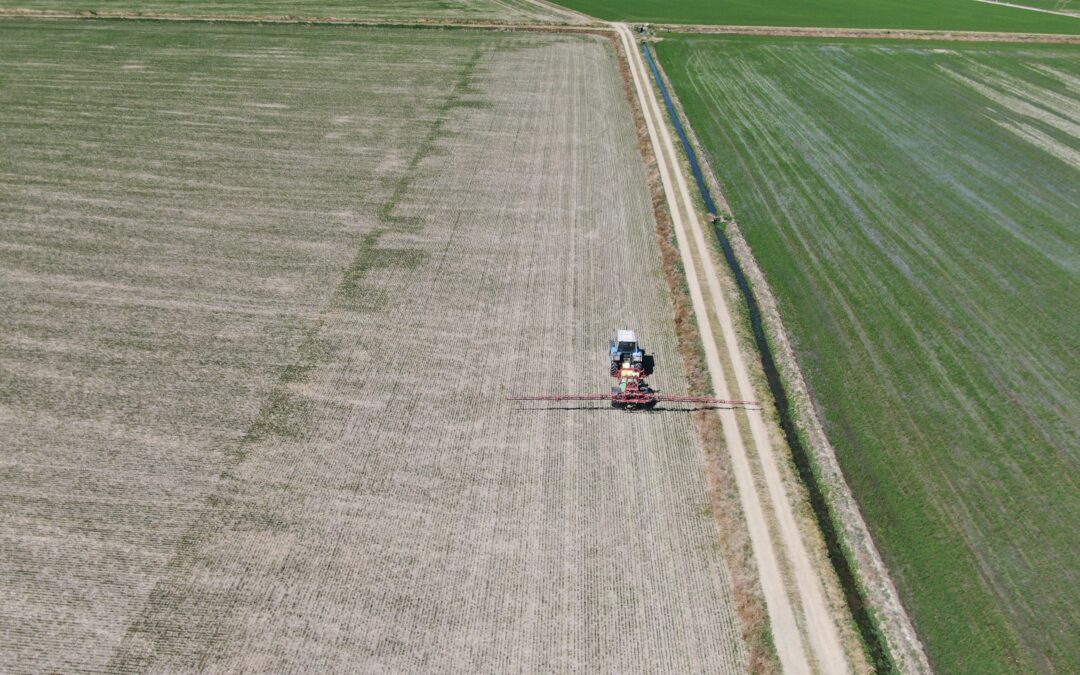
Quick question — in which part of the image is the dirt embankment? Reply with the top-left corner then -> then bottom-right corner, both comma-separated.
656,22 -> 1080,44
608,29 -> 779,675
614,21 -> 856,674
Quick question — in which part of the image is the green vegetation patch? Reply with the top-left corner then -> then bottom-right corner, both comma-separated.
550,0 -> 1080,34
656,34 -> 1080,672
998,0 -> 1080,15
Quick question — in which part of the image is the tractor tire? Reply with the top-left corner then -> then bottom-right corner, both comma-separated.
610,362 -> 619,377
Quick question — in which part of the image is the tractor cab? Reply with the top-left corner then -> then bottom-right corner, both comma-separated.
609,329 -> 654,376
611,329 -> 641,365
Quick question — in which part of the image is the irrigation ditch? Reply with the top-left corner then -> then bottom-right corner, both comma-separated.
641,42 -> 900,674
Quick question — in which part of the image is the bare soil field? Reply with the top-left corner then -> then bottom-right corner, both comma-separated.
0,0 -> 574,22
0,20 -> 746,671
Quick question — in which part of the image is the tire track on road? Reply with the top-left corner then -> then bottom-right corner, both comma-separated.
614,22 -> 851,675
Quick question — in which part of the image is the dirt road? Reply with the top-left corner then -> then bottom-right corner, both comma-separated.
653,21 -> 1080,43
614,22 -> 852,674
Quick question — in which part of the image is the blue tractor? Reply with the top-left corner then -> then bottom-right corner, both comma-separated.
609,329 -> 655,377
609,329 -> 657,409
508,329 -> 757,411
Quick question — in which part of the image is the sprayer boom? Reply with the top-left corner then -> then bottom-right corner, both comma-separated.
507,331 -> 758,411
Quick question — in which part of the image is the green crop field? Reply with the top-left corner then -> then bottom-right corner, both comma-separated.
656,35 -> 1080,672
550,0 -> 1080,34
0,0 -> 573,22
1000,0 -> 1080,15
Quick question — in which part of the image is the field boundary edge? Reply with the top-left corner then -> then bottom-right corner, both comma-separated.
0,7 -> 600,28
651,22 -> 1080,44
5,8 -> 1080,43
644,40 -> 933,675
606,26 -> 780,675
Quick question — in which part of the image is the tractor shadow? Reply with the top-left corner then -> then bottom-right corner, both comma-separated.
508,404 -> 739,413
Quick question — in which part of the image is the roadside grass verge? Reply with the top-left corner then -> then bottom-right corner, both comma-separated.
612,32 -> 779,667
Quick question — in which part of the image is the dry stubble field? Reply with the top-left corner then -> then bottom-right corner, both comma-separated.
0,20 -> 747,671
0,0 -> 573,22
